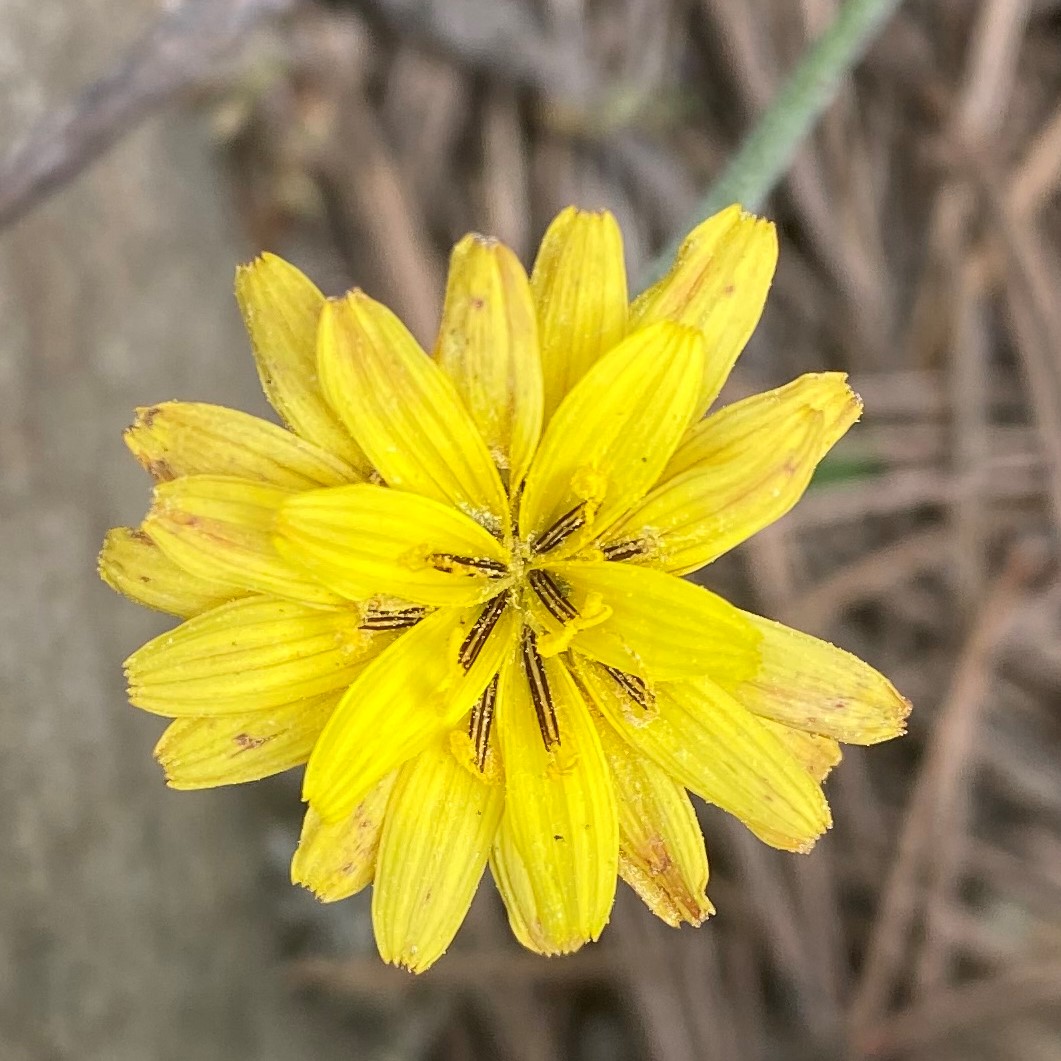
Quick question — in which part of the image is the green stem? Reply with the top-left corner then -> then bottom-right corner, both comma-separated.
639,0 -> 903,289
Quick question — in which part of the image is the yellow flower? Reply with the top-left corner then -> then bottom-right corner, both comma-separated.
100,204 -> 909,971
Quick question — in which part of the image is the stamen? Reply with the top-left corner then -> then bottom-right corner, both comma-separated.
360,605 -> 426,630
532,502 -> 587,555
527,568 -> 578,623
458,591 -> 510,671
601,539 -> 646,562
604,665 -> 652,710
521,626 -> 560,748
468,674 -> 499,771
429,553 -> 508,578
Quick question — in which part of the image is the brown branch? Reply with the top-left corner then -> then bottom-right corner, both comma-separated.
0,0 -> 297,230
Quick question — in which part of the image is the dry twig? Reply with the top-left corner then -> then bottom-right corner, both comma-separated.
0,0 -> 297,230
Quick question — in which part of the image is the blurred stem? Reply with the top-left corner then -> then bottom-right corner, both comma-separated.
639,0 -> 903,289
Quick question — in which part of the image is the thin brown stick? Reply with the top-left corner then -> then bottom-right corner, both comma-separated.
0,0 -> 295,230
316,88 -> 444,346
1009,102 -> 1061,218
481,88 -> 532,258
953,0 -> 1032,143
950,250 -> 993,611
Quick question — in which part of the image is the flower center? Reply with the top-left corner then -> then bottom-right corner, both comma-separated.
458,501 -> 596,771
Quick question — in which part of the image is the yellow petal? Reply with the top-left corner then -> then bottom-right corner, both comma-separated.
490,817 -> 549,952
531,207 -> 628,420
607,375 -> 860,574
304,603 -> 517,822
595,713 -> 714,927
99,527 -> 238,618
519,321 -> 704,554
292,774 -> 396,901
632,205 -> 778,417
435,234 -> 543,487
663,372 -> 862,480
603,423 -> 822,575
124,402 -> 358,488
275,483 -> 510,608
235,254 -> 370,473
144,475 -> 343,605
576,658 -> 830,853
718,611 -> 911,745
318,291 -> 508,533
373,737 -> 504,972
126,596 -> 380,716
154,693 -> 341,789
552,561 -> 760,682
756,720 -> 842,782
493,649 -> 618,954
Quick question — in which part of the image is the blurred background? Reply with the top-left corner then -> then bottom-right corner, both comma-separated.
2,0 -> 1060,1058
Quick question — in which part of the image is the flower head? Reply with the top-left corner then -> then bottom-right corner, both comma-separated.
101,205 -> 909,971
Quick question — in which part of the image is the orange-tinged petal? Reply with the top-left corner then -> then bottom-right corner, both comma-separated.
99,527 -> 238,618
531,207 -> 628,420
718,611 -> 911,745
275,483 -> 510,608
435,234 -> 543,486
154,693 -> 341,789
124,401 -> 358,488
125,596 -> 380,716
553,561 -> 760,682
576,658 -> 830,853
292,774 -> 396,901
756,720 -> 842,782
235,253 -> 370,473
663,372 -> 862,481
318,291 -> 508,533
493,649 -> 618,954
373,737 -> 504,972
594,712 -> 713,927
304,603 -> 516,822
519,321 -> 704,553
632,205 -> 778,418
143,475 -> 343,605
